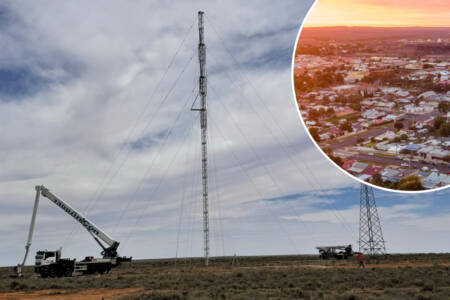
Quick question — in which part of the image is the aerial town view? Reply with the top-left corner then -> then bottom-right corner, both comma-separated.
294,27 -> 450,191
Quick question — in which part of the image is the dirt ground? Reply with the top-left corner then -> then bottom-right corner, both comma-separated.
0,288 -> 141,300
1,254 -> 450,300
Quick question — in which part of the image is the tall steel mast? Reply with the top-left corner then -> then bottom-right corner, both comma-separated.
191,11 -> 210,266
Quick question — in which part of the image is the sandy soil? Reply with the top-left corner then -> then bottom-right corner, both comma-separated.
0,287 -> 141,300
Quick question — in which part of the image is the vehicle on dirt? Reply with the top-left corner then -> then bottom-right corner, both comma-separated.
316,245 -> 354,260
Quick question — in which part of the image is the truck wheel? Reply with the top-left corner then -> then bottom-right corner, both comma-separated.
40,267 -> 49,278
64,267 -> 72,277
57,269 -> 64,278
49,268 -> 56,278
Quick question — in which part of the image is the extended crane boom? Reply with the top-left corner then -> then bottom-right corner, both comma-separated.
38,185 -> 119,258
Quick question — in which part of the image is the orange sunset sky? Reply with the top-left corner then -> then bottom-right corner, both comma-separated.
305,0 -> 450,27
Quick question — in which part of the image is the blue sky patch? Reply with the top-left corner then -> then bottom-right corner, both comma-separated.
0,66 -> 49,99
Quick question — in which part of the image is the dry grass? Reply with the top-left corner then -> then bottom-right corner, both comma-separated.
1,254 -> 449,299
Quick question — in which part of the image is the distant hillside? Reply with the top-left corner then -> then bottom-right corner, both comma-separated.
300,27 -> 450,41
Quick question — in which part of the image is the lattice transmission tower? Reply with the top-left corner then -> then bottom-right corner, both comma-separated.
359,184 -> 386,256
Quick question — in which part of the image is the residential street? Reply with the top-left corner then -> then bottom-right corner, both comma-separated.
324,112 -> 439,151
325,128 -> 388,150
351,153 -> 450,174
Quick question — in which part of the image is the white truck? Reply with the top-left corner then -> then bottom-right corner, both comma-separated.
12,185 -> 131,278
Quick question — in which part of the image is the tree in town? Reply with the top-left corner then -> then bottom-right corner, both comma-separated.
294,72 -> 313,94
322,147 -> 343,166
397,175 -> 424,191
309,127 -> 321,142
440,122 -> 450,137
326,107 -> 335,116
309,109 -> 321,121
335,73 -> 344,84
323,147 -> 333,156
394,121 -> 404,130
330,155 -> 343,166
339,121 -> 353,132
434,115 -> 445,130
438,102 -> 449,114
319,107 -> 326,116
371,173 -> 384,186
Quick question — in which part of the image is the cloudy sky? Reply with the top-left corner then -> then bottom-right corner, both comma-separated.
0,0 -> 448,267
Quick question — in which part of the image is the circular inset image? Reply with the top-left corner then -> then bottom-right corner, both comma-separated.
293,0 -> 450,192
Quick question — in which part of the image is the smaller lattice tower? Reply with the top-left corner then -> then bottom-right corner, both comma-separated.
359,184 -> 386,255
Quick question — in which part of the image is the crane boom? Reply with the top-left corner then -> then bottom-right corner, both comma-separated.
19,186 -> 41,268
38,185 -> 117,249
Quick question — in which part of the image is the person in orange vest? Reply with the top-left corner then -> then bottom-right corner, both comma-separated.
358,252 -> 365,269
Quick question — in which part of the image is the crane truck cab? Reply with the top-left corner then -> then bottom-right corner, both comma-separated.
35,249 -> 75,278
35,249 -> 60,266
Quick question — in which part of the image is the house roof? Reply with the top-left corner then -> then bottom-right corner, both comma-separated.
329,127 -> 342,135
363,166 -> 384,176
342,160 -> 356,171
425,172 -> 450,185
348,162 -> 369,173
357,174 -> 372,181
381,168 -> 403,181
404,144 -> 421,151
418,91 -> 437,98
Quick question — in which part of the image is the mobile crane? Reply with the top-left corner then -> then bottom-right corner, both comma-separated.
11,185 -> 131,278
315,245 -> 354,260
